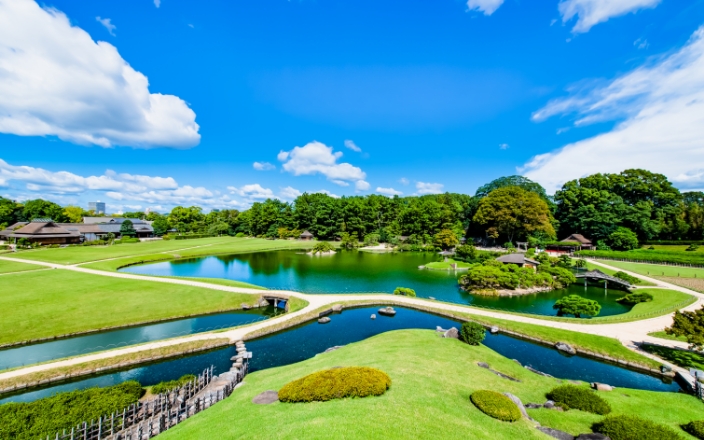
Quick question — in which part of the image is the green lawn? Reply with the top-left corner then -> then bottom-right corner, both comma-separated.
640,344 -> 704,371
647,331 -> 688,342
584,262 -> 655,286
0,269 -> 266,346
596,259 -> 704,279
0,259 -> 47,275
159,330 -> 701,440
424,259 -> 473,270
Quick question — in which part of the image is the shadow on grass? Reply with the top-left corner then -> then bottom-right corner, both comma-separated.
641,344 -> 704,370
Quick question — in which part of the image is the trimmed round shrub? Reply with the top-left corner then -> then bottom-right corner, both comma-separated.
616,292 -> 653,304
546,385 -> 611,415
594,415 -> 681,440
683,420 -> 704,439
470,390 -> 521,422
393,287 -> 416,297
459,322 -> 486,345
278,367 -> 391,403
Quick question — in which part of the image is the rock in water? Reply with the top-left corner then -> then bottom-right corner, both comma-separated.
370,314 -> 376,319
443,327 -> 459,339
318,317 -> 331,324
537,427 -> 575,440
555,342 -> 577,355
490,326 -> 499,334
240,303 -> 251,310
252,390 -> 279,404
378,307 -> 396,316
332,304 -> 343,312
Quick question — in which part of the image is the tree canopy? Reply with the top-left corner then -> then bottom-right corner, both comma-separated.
666,306 -> 704,350
553,295 -> 601,318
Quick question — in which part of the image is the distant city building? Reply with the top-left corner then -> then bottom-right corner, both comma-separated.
88,201 -> 106,215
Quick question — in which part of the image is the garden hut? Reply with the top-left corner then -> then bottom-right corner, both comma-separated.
299,230 -> 314,241
560,234 -> 595,250
496,253 -> 540,270
438,249 -> 455,262
0,219 -> 81,245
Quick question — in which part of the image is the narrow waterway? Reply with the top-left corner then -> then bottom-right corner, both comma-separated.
0,306 -> 280,371
0,306 -> 678,404
121,250 -> 633,317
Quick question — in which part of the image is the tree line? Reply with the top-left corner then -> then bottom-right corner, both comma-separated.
2,168 -> 704,249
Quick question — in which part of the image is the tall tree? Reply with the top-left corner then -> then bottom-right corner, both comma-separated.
473,186 -> 555,243
22,199 -> 66,222
63,206 -> 87,223
119,219 -> 137,237
0,197 -> 22,229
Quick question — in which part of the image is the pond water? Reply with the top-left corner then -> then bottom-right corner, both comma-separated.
0,306 -> 280,371
0,306 -> 679,404
121,250 -> 632,317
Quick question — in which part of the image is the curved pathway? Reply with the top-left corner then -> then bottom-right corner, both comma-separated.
0,255 -> 700,382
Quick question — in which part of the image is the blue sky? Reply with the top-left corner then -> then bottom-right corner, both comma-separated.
1,0 -> 704,213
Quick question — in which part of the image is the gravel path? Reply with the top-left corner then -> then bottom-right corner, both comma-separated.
0,255 -> 699,382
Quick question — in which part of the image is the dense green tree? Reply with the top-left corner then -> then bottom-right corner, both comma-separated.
455,244 -> 478,261
473,186 -> 555,243
22,199 -> 66,222
151,215 -> 169,236
0,196 -> 22,229
608,227 -> 639,250
553,295 -> 601,318
119,219 -> 137,237
474,175 -> 552,204
122,211 -> 145,219
434,229 -> 459,249
683,192 -> 704,240
167,206 -> 205,232
666,306 -> 704,350
62,206 -> 88,223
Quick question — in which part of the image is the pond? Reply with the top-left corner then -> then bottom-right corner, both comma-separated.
121,250 -> 632,317
0,306 -> 679,404
0,306 -> 281,371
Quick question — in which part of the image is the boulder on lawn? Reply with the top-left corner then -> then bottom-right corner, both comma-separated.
591,382 -> 614,392
252,390 -> 279,404
555,342 -> 577,355
443,327 -> 459,339
318,317 -> 331,324
503,393 -> 534,422
537,427 -> 574,440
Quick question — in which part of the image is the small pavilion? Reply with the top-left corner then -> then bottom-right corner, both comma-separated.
299,230 -> 314,241
496,253 -> 540,269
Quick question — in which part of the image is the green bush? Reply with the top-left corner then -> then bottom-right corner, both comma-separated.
311,242 -> 336,254
682,420 -> 704,439
612,271 -> 640,285
470,390 -> 521,422
616,292 -> 653,304
151,374 -> 196,395
459,322 -> 486,345
687,244 -> 700,252
235,232 -> 246,237
593,415 -> 680,440
546,385 -> 611,414
553,295 -> 601,318
0,381 -> 142,440
278,367 -> 391,403
393,287 -> 416,297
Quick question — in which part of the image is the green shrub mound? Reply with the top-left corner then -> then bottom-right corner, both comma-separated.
459,322 -> 486,346
616,292 -> 653,304
311,242 -> 336,254
470,390 -> 521,422
593,415 -> 681,440
612,271 -> 641,285
0,381 -> 143,440
278,367 -> 391,403
151,374 -> 196,394
393,287 -> 416,297
546,385 -> 611,415
683,420 -> 704,439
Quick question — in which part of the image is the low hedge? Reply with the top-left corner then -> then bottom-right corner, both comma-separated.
0,381 -> 143,440
546,385 -> 611,415
278,367 -> 391,403
151,374 -> 196,395
470,390 -> 521,422
683,420 -> 704,439
616,292 -> 653,304
593,415 -> 681,440
612,271 -> 641,285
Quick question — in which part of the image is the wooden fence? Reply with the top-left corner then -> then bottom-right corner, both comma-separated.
45,361 -> 248,440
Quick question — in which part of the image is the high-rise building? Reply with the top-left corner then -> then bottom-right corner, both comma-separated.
88,201 -> 106,215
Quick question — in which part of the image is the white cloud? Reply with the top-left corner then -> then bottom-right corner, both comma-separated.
278,141 -> 367,189
376,187 -> 403,196
524,26 -> 704,193
331,180 -> 350,187
416,182 -> 444,195
253,161 -> 276,171
558,0 -> 661,33
466,0 -> 504,15
279,186 -> 302,200
634,38 -> 649,50
95,16 -> 116,36
0,1 -> 199,148
355,180 -> 370,191
227,184 -> 276,201
398,178 -> 409,185
154,0 -> 161,7
344,139 -> 362,152
499,143 -> 509,150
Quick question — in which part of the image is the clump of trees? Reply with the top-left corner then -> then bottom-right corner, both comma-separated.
553,295 -> 601,318
666,306 -> 704,349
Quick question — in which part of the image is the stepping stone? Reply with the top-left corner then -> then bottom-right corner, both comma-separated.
252,390 -> 279,404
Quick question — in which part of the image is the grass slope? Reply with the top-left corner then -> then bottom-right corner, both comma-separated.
0,270 -> 263,346
160,330 -> 701,440
0,260 -> 46,275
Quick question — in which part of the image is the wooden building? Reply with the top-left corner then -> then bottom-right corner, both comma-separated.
0,219 -> 81,245
299,230 -> 314,241
496,253 -> 540,269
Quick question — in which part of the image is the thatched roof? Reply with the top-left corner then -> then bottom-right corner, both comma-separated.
561,234 -> 592,245
1,221 -> 80,239
496,253 -> 540,266
300,230 -> 314,237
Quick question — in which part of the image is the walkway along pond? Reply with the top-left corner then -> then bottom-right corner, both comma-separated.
0,306 -> 680,404
0,306 -> 280,370
121,250 -> 634,317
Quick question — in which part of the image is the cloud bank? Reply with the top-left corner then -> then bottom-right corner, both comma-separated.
0,0 -> 199,149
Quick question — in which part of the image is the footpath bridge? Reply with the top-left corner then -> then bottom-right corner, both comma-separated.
574,269 -> 632,289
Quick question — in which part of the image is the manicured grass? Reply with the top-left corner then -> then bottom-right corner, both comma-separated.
647,331 -> 688,342
0,270 -> 264,346
584,262 -> 655,286
158,330 -> 701,440
81,239 -> 314,272
596,260 -> 704,279
0,260 -> 47,274
424,259 -> 473,270
641,344 -> 704,371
